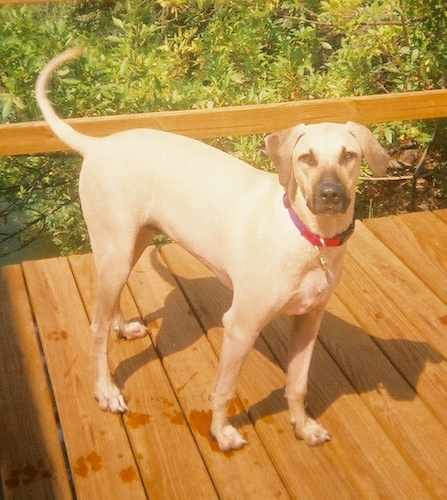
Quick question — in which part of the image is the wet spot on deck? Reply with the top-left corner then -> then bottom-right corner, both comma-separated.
119,466 -> 138,483
126,412 -> 151,429
48,330 -> 68,341
4,461 -> 53,489
73,451 -> 103,478
262,415 -> 274,425
163,409 -> 186,425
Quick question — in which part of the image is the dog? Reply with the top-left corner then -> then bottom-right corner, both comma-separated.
36,48 -> 390,451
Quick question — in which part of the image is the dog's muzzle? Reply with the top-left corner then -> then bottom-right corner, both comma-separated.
311,174 -> 350,214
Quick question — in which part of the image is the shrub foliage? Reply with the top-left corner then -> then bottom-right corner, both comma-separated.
1,0 -> 447,258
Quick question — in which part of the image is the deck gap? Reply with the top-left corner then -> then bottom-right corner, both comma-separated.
348,224 -> 446,353
320,302 -> 444,495
158,246 -> 220,338
316,317 -> 429,478
364,216 -> 447,307
66,253 -> 95,328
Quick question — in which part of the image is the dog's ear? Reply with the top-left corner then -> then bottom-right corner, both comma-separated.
265,124 -> 307,186
347,122 -> 390,176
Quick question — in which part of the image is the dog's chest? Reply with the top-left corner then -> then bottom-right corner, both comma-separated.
283,254 -> 341,316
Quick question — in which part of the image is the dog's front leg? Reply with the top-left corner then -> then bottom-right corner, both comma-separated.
210,308 -> 259,451
286,305 -> 331,446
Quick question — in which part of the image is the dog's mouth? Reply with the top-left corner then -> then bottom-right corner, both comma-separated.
316,205 -> 348,215
309,204 -> 350,216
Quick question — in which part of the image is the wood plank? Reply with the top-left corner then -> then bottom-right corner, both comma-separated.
21,257 -> 148,500
2,89 -> 447,155
126,246 -> 290,499
160,243 -> 430,499
67,252 -> 218,499
363,211 -> 447,303
336,222 -> 447,427
323,294 -> 447,497
0,265 -> 73,499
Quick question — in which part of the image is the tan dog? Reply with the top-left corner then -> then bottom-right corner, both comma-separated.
36,48 -> 389,451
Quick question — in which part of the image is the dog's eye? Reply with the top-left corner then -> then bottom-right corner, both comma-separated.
343,151 -> 357,162
299,153 -> 316,165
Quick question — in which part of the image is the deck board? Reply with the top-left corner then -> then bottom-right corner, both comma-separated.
0,265 -> 73,499
22,258 -> 148,499
2,210 -> 447,499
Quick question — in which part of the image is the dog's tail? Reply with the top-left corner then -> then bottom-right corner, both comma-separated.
35,47 -> 93,155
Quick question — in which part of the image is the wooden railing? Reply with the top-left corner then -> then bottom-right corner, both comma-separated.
1,89 -> 447,156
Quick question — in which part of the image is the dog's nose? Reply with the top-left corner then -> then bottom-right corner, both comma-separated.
313,175 -> 350,214
320,181 -> 343,204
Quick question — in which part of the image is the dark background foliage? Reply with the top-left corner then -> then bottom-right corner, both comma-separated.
1,0 -> 447,262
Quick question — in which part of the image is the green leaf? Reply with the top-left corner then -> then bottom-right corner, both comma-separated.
112,17 -> 125,30
2,98 -> 12,119
60,78 -> 81,85
119,59 -> 128,77
384,127 -> 393,144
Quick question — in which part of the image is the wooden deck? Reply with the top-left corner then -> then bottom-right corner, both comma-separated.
1,209 -> 447,499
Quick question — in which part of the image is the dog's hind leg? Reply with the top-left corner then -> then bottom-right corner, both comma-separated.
90,228 -> 151,413
92,256 -> 132,412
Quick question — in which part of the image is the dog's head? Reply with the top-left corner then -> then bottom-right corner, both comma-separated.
265,122 -> 390,215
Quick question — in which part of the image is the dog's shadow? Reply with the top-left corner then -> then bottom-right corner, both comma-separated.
115,269 -> 444,422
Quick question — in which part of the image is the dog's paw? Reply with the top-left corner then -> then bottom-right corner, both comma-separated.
211,425 -> 248,451
115,320 -> 148,340
293,418 -> 331,447
95,381 -> 128,414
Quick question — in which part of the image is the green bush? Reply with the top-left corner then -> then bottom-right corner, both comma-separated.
1,0 -> 447,258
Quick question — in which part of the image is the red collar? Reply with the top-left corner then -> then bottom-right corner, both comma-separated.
283,193 -> 355,247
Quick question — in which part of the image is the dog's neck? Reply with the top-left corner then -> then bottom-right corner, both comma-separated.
286,189 -> 355,242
